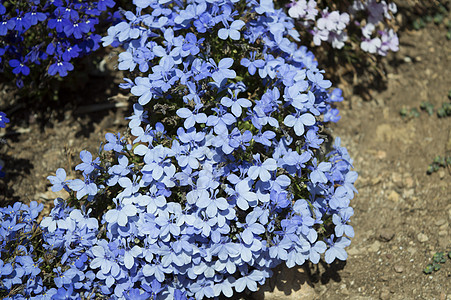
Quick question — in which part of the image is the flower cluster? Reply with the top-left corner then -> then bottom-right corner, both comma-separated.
36,0 -> 357,298
1,0 -> 358,298
0,0 -> 115,87
288,0 -> 399,55
0,202 -> 44,298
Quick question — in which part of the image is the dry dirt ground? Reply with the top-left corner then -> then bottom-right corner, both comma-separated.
0,9 -> 450,300
315,19 -> 451,300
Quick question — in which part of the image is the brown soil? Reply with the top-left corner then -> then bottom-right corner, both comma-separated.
313,20 -> 451,300
0,9 -> 450,300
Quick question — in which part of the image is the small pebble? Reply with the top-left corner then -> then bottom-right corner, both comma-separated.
394,265 -> 404,273
417,233 -> 429,243
379,229 -> 395,242
347,247 -> 361,256
380,290 -> 390,300
368,240 -> 381,253
388,190 -> 400,203
438,230 -> 447,236
404,176 -> 414,188
403,56 -> 412,63
435,219 -> 446,226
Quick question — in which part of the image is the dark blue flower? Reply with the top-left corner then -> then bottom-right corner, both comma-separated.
48,59 -> 74,77
0,111 -> 10,128
9,59 -> 30,75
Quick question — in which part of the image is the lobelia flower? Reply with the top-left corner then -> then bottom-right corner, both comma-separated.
75,150 -> 101,175
47,168 -> 70,192
38,0 -> 359,298
324,234 -> 351,264
0,111 -> 10,128
218,19 -> 245,40
209,57 -> 236,85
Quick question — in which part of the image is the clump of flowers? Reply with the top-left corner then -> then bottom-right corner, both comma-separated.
0,202 -> 44,298
2,0 -> 358,298
288,0 -> 399,55
0,0 -> 116,88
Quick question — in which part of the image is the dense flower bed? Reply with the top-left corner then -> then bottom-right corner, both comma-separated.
288,0 -> 399,56
0,0 -> 116,87
0,0 -> 367,299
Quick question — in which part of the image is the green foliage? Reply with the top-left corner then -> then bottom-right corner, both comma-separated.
423,251 -> 451,274
399,107 -> 420,119
426,155 -> 451,174
411,3 -> 450,39
420,101 -> 434,116
437,102 -> 451,117
401,97 -> 451,120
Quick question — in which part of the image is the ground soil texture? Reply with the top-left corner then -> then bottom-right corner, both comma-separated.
0,7 -> 450,300
311,20 -> 451,300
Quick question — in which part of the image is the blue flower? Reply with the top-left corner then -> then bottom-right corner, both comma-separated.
209,57 -> 236,84
310,158 -> 331,184
247,154 -> 277,182
48,60 -> 74,77
233,178 -> 258,210
9,59 -> 30,75
284,112 -> 316,136
104,133 -> 125,152
182,32 -> 204,56
332,207 -> 354,238
240,51 -> 265,75
104,200 -> 138,227
238,213 -> 265,245
0,111 -> 10,128
68,174 -> 98,200
47,168 -> 70,192
75,150 -> 101,175
218,19 -> 245,40
324,235 -> 351,264
220,89 -> 252,117
235,269 -> 264,292
176,104 -> 207,129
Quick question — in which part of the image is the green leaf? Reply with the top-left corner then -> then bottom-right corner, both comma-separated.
433,14 -> 444,24
423,264 -> 433,274
427,165 -> 435,174
410,108 -> 420,118
437,107 -> 447,118
432,263 -> 441,271
400,107 -> 408,117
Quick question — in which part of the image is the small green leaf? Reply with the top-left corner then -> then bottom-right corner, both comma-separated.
437,107 -> 447,118
410,108 -> 420,118
413,19 -> 423,30
423,264 -> 433,274
420,101 -> 434,116
400,107 -> 408,117
432,252 -> 445,263
433,14 -> 444,24
432,263 -> 441,271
